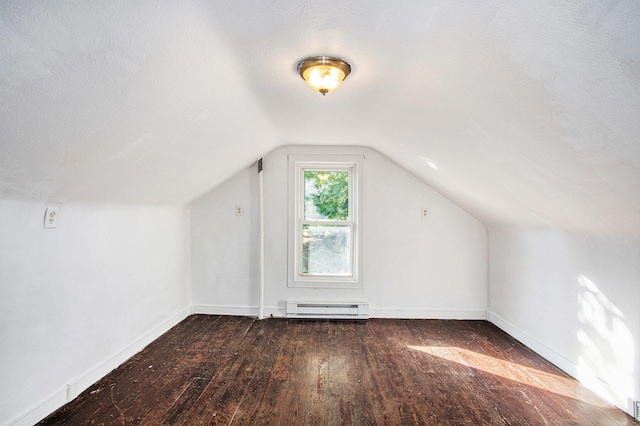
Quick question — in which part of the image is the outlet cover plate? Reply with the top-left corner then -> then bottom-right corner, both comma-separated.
44,207 -> 58,229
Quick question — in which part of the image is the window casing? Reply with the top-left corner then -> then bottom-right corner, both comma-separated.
288,155 -> 363,288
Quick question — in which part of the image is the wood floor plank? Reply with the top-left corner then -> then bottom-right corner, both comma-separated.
153,316 -> 256,425
399,320 -> 478,424
326,322 -> 353,426
116,315 -> 251,425
250,320 -> 301,425
39,316 -> 639,426
366,319 -> 428,425
179,318 -> 262,424
271,321 -> 309,425
225,319 -> 288,426
347,322 -> 384,426
303,321 -> 329,426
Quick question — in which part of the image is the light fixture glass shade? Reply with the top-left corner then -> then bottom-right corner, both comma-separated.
297,56 -> 351,96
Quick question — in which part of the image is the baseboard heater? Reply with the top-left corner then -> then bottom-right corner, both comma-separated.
286,301 -> 369,319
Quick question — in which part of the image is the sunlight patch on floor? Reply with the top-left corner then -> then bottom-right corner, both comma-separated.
407,345 -> 606,406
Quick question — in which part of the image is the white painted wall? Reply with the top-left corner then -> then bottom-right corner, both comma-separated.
0,199 -> 192,426
191,145 -> 488,318
488,228 -> 640,416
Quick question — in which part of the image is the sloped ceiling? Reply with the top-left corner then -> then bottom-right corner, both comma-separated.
1,1 -> 638,236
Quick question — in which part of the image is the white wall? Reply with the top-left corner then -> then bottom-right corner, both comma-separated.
0,199 -> 192,426
191,145 -> 488,318
488,228 -> 640,416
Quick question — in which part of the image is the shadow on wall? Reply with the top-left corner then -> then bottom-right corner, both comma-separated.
577,274 -> 635,410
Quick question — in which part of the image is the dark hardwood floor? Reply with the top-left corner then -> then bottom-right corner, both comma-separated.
40,315 -> 638,425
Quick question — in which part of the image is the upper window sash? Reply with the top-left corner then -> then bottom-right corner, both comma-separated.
299,167 -> 354,222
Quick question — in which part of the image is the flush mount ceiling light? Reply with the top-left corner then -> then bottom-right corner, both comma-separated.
297,56 -> 351,96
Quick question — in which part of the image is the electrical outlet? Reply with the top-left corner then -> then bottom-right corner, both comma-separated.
44,207 -> 58,229
421,208 -> 428,217
236,205 -> 243,216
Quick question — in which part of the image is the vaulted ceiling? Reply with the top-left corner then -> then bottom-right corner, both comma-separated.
1,1 -> 638,236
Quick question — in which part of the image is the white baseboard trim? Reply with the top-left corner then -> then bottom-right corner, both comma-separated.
487,310 -> 632,417
193,304 -> 285,318
370,308 -> 487,320
193,304 -> 486,321
6,388 -> 68,426
8,304 -> 193,426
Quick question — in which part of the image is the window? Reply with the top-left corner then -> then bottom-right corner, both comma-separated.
288,155 -> 363,288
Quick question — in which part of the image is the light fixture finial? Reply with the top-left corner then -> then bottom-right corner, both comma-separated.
297,56 -> 351,96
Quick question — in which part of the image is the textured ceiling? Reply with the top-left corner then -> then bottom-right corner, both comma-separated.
1,1 -> 638,236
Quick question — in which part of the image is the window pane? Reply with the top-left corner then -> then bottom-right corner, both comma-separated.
304,171 -> 349,220
302,224 -> 350,275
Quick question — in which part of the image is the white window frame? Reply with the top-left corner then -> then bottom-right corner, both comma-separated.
288,154 -> 364,288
